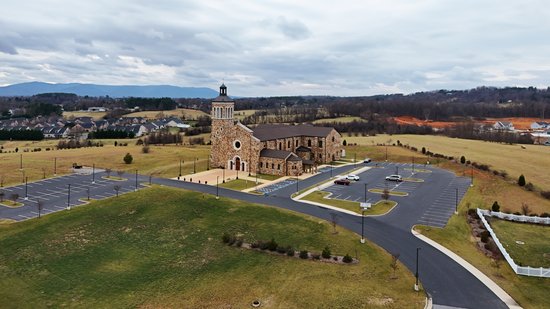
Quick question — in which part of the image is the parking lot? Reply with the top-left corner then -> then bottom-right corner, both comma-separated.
317,161 -> 471,228
0,171 -> 147,221
256,179 -> 297,195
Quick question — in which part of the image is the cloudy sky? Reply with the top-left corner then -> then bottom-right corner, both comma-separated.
1,0 -> 550,96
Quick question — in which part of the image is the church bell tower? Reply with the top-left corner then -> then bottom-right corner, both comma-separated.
210,84 -> 235,169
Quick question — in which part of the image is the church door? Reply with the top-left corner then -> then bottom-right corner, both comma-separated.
235,157 -> 241,171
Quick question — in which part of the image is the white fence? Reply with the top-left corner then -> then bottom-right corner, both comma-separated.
477,208 -> 550,278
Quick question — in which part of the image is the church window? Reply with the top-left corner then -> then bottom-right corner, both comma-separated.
278,142 -> 282,150
295,140 -> 298,146
287,140 -> 290,148
260,162 -> 263,168
277,164 -> 281,170
272,163 -> 274,169
233,140 -> 241,150
318,140 -> 323,147
308,139 -> 311,147
332,136 -> 335,142
319,154 -> 322,159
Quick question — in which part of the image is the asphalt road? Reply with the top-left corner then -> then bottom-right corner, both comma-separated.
0,163 -> 506,308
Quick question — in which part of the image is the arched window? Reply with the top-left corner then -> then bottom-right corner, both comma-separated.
279,142 -> 282,150
308,139 -> 311,147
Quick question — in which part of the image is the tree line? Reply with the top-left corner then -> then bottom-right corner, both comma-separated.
0,129 -> 44,140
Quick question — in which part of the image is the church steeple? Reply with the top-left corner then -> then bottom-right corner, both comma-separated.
220,83 -> 227,96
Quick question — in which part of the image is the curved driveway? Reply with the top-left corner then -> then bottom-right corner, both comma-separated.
155,163 -> 507,309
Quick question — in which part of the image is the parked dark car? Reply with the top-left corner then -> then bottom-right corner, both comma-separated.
334,179 -> 351,185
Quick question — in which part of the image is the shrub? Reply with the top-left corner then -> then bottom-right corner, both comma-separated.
421,147 -> 426,154
333,256 -> 338,261
525,182 -> 534,191
541,191 -> 550,200
142,145 -> 150,153
136,139 -> 144,145
466,160 -> 471,165
491,201 -> 500,212
540,212 -> 550,218
267,238 -> 278,251
235,239 -> 243,247
343,140 -> 347,146
518,174 -> 526,186
460,156 -> 466,164
222,233 -> 231,244
480,230 -> 490,243
343,254 -> 353,263
499,170 -> 508,179
492,170 -> 500,176
513,211 -> 522,215
259,241 -> 269,250
286,246 -> 295,256
299,250 -> 309,259
322,246 -> 331,259
381,189 -> 390,201
250,241 -> 260,249
276,246 -> 286,254
312,253 -> 321,260
123,153 -> 133,164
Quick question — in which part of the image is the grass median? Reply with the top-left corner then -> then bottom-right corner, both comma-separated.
301,191 -> 397,216
0,186 -> 424,308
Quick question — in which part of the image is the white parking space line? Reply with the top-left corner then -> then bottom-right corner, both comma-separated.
52,205 -> 66,209
2,188 -> 14,191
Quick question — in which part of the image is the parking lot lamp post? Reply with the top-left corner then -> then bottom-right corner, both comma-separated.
455,188 -> 458,215
178,159 -> 182,180
364,183 -> 367,203
330,162 -> 333,177
20,154 -> 23,170
222,167 -> 225,183
54,157 -> 57,176
415,247 -> 421,291
193,157 -> 197,174
354,153 -> 356,166
385,145 -> 388,161
135,170 -> 138,192
24,177 -> 28,200
67,184 -> 71,210
216,176 -> 219,199
21,170 -> 25,184
207,158 -> 210,171
92,164 -> 95,184
470,166 -> 474,187
296,177 -> 299,193
395,166 -> 399,175
361,209 -> 366,244
412,157 -> 415,173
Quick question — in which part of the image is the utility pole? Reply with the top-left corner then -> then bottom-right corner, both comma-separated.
24,177 -> 28,200
20,154 -> 23,170
193,157 -> 197,174
412,156 -> 415,173
455,188 -> 459,214
364,183 -> 367,203
470,166 -> 474,187
385,145 -> 388,161
178,159 -> 182,180
54,157 -> 57,176
296,177 -> 299,193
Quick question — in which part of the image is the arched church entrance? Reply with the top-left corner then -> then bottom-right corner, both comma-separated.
235,157 -> 241,171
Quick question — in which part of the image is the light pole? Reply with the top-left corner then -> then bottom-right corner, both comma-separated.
296,177 -> 299,193
193,157 -> 197,174
216,176 -> 219,199
455,188 -> 458,214
92,163 -> 95,184
396,166 -> 399,175
21,170 -> 25,184
470,166 -> 474,187
412,156 -> 415,173
361,209 -> 366,244
385,145 -> 388,161
364,183 -> 367,203
67,184 -> 71,210
20,154 -> 23,170
178,159 -> 182,180
135,169 -> 138,192
222,166 -> 225,183
54,157 -> 57,176
415,247 -> 421,291
330,162 -> 333,177
354,153 -> 356,166
24,177 -> 28,200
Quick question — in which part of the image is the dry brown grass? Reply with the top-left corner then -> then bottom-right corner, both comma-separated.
347,134 -> 550,191
124,108 -> 207,120
0,143 -> 211,187
62,111 -> 107,120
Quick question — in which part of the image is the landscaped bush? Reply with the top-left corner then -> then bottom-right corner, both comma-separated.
259,241 -> 269,250
513,211 -> 522,215
322,246 -> 331,259
250,241 -> 260,249
333,256 -> 338,261
235,239 -> 243,247
460,156 -> 466,164
267,238 -> 278,251
540,212 -> 550,218
525,182 -> 534,191
342,254 -> 353,263
491,201 -> 500,212
123,153 -> 133,164
299,250 -> 309,259
276,246 -> 287,254
540,191 -> 550,200
480,230 -> 490,243
311,253 -> 321,260
518,174 -> 526,186
286,246 -> 295,256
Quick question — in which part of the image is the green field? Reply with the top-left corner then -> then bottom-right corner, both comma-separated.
347,134 -> 550,191
490,219 -> 550,268
219,179 -> 259,191
0,187 -> 424,308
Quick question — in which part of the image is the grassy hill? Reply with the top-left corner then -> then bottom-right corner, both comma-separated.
124,108 -> 208,120
0,187 -> 424,308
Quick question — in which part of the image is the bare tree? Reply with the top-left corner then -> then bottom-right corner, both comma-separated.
105,168 -> 112,178
521,202 -> 531,216
41,167 -> 46,179
390,253 -> 400,279
382,188 -> 390,201
330,213 -> 339,234
0,175 -> 4,187
10,193 -> 19,205
114,185 -> 121,197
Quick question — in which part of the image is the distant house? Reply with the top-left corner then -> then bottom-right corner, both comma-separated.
74,117 -> 94,124
493,121 -> 515,131
87,107 -> 107,112
530,121 -> 550,130
164,117 -> 191,129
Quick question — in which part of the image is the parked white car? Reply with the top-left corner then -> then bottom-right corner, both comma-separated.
347,174 -> 360,181
363,158 -> 372,163
385,175 -> 403,182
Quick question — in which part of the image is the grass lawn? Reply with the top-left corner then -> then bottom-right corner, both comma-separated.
257,173 -> 282,181
0,144 -> 211,187
234,109 -> 258,121
364,200 -> 398,216
0,187 -> 424,308
302,191 -> 361,213
124,108 -> 208,120
62,111 -> 107,120
219,179 -> 259,191
347,134 -> 550,191
490,219 -> 550,268
369,189 -> 408,197
0,200 -> 24,208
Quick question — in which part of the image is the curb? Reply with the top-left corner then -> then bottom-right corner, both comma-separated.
411,227 -> 522,309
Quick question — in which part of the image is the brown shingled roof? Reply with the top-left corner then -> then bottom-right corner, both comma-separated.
252,124 -> 334,141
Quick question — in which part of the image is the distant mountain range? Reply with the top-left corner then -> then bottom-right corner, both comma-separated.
0,82 -> 219,98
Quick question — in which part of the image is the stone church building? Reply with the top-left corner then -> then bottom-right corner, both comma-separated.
209,84 -> 343,176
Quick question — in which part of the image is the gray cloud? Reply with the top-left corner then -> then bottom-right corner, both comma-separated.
1,0 -> 550,95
